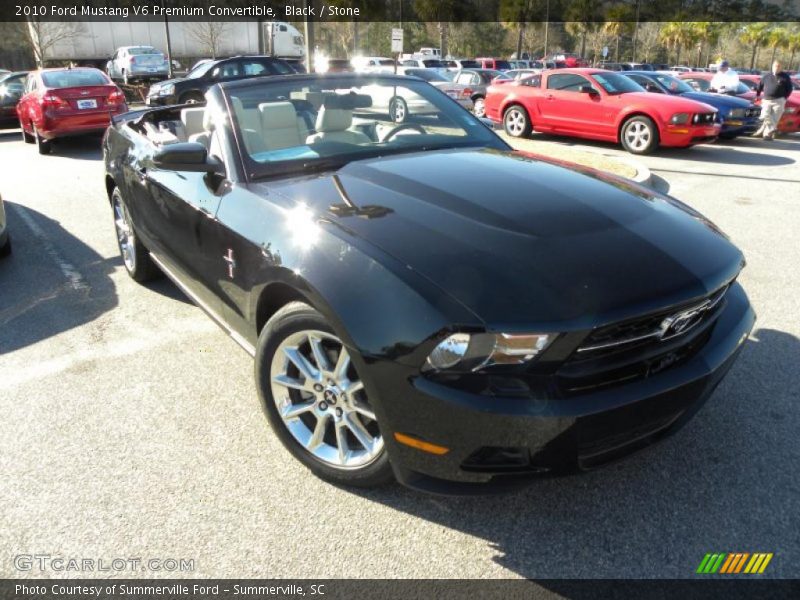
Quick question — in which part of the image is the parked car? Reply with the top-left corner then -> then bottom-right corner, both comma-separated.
486,68 -> 720,154
17,68 -> 128,155
399,58 -> 448,71
504,69 -> 545,82
679,72 -> 799,133
0,193 -> 10,257
450,69 -> 509,117
475,58 -> 512,71
352,56 -> 395,73
146,56 -> 296,106
0,71 -> 28,128
321,59 -> 354,74
542,53 -> 588,68
107,46 -> 169,85
624,71 -> 761,139
103,72 -> 753,493
396,68 -> 473,112
443,59 -> 480,71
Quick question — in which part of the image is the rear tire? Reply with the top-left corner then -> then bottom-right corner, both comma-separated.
473,96 -> 486,118
620,115 -> 658,155
255,302 -> 394,489
21,126 -> 34,144
503,105 -> 532,138
34,126 -> 51,155
388,96 -> 408,123
111,187 -> 160,283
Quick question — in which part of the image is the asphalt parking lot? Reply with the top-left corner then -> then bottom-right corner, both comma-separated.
0,128 -> 798,580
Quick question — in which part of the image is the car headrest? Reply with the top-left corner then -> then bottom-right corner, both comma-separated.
290,90 -> 325,111
180,107 -> 205,135
315,106 -> 353,133
258,101 -> 298,129
322,93 -> 372,110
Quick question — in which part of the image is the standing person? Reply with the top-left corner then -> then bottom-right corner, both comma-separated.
710,60 -> 740,94
753,60 -> 793,140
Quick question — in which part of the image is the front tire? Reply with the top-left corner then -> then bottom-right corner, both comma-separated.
255,302 -> 393,488
620,115 -> 658,155
503,105 -> 532,138
111,187 -> 160,282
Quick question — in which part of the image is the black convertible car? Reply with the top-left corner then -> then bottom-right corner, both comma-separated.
103,74 -> 754,494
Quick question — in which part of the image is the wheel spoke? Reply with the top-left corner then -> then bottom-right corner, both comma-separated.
346,414 -> 374,452
334,421 -> 349,464
352,402 -> 376,421
334,346 -> 351,382
273,373 -> 310,392
345,380 -> 364,394
281,400 -> 315,419
308,335 -> 331,373
283,346 -> 320,383
307,413 -> 330,450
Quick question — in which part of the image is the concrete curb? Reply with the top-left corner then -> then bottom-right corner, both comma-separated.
609,155 -> 653,187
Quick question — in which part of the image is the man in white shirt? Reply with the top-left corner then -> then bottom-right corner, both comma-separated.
710,60 -> 740,94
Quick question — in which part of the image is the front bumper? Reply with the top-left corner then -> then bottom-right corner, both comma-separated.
720,117 -> 760,137
372,282 -> 754,495
660,123 -> 721,147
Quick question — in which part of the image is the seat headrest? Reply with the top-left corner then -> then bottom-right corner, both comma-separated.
323,93 -> 373,110
290,90 -> 325,111
316,107 -> 353,133
180,107 -> 205,132
258,102 -> 298,129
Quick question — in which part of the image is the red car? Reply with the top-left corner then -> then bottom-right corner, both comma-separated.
542,53 -> 589,68
16,67 -> 128,155
679,71 -> 799,133
485,68 -> 720,154
475,58 -> 512,71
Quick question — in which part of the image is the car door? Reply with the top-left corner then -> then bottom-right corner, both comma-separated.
540,72 -> 611,137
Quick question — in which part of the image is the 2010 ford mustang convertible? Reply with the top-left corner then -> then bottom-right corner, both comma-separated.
103,74 -> 754,494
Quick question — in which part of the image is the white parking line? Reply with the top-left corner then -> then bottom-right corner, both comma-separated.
9,203 -> 89,292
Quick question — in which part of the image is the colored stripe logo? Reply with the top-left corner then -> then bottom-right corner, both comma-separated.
696,552 -> 773,574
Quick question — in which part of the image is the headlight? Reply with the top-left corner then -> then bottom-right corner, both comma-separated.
669,112 -> 690,125
729,108 -> 746,118
425,332 -> 554,372
158,83 -> 175,96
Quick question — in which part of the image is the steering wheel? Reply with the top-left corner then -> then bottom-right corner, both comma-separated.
381,122 -> 428,142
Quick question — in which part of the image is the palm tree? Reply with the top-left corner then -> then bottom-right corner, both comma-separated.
603,5 -> 634,62
692,22 -> 720,69
787,30 -> 800,72
660,22 -> 696,66
739,23 -> 770,70
766,27 -> 789,66
564,0 -> 604,59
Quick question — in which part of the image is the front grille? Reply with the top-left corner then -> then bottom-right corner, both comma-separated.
558,285 -> 730,393
693,112 -> 717,125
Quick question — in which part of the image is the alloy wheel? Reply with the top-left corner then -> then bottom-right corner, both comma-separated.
113,194 -> 136,272
270,329 -> 383,469
474,98 -> 486,118
624,121 -> 651,151
505,108 -> 526,136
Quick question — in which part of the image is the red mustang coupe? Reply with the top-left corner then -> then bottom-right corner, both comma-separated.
679,71 -> 799,133
16,67 -> 128,155
485,68 -> 720,154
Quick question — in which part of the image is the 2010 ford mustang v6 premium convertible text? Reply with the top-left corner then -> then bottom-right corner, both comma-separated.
103,74 -> 754,494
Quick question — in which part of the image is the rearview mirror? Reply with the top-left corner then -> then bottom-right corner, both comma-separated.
579,85 -> 598,95
153,142 -> 225,175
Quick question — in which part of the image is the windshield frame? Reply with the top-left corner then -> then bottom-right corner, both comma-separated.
221,74 -> 510,182
590,71 -> 646,95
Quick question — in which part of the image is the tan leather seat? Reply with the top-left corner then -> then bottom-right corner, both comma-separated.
258,102 -> 304,151
180,107 -> 205,141
306,107 -> 371,145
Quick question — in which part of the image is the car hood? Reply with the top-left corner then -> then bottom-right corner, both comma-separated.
679,91 -> 751,109
150,77 -> 187,89
622,91 -> 717,113
258,148 -> 743,329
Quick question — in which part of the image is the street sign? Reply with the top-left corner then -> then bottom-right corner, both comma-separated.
602,46 -> 609,58
391,28 -> 404,54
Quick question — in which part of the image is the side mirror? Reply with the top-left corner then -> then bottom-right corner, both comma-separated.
579,84 -> 598,95
153,142 -> 225,175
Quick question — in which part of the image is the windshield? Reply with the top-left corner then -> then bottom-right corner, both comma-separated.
495,60 -> 512,70
591,72 -> 645,94
404,69 -> 449,82
41,70 -> 109,88
652,73 -> 694,94
227,76 -> 507,180
187,61 -> 216,79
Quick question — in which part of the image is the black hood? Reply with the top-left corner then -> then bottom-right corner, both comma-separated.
260,148 -> 743,329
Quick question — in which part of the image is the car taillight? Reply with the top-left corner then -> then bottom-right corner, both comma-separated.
41,94 -> 69,109
463,88 -> 473,97
108,90 -> 125,104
